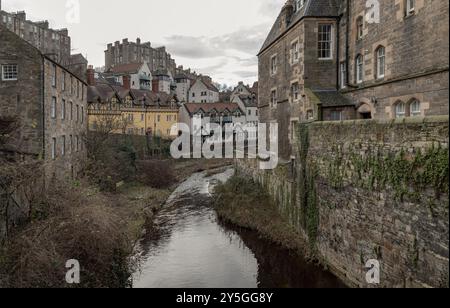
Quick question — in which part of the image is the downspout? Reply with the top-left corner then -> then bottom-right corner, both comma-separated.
41,56 -> 46,188
336,16 -> 341,90
346,0 -> 351,87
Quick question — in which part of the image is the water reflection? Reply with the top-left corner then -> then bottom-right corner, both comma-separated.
132,169 -> 345,289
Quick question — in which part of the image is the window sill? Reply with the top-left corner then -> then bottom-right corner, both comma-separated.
318,58 -> 333,61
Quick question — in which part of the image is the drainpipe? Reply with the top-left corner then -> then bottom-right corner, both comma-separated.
346,0 -> 351,87
336,17 -> 341,90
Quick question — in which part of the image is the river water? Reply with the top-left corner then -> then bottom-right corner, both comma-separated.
132,168 -> 345,288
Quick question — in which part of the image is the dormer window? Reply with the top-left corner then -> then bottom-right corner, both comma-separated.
295,0 -> 305,11
406,0 -> 415,16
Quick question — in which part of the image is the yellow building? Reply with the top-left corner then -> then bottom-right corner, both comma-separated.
87,83 -> 179,139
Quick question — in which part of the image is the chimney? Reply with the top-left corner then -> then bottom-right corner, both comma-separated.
152,79 -> 159,93
86,65 -> 96,86
123,38 -> 129,44
123,75 -> 131,90
280,0 -> 294,32
136,37 -> 141,45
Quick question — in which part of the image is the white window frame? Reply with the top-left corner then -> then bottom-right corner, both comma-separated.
318,24 -> 333,60
51,64 -> 57,87
410,100 -> 421,117
61,135 -> 66,156
406,0 -> 415,15
356,55 -> 364,84
291,82 -> 300,102
51,97 -> 57,119
51,137 -> 57,160
270,54 -> 278,75
291,40 -> 300,64
61,99 -> 66,120
395,102 -> 406,118
271,89 -> 278,108
1,64 -> 18,81
376,47 -> 386,79
340,62 -> 347,89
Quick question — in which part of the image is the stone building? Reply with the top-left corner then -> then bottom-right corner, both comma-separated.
258,0 -> 449,159
0,7 -> 87,76
188,76 -> 220,103
103,62 -> 152,91
87,69 -> 179,139
230,81 -> 259,127
105,38 -> 177,77
0,24 -> 88,180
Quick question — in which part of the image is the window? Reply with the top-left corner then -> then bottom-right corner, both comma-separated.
69,135 -> 73,153
331,111 -> 343,121
406,0 -> 415,15
356,55 -> 364,84
76,105 -> 79,122
248,110 -> 252,116
76,136 -> 79,152
61,99 -> 66,120
295,0 -> 305,11
69,102 -> 73,120
192,92 -> 195,97
291,83 -> 299,101
51,138 -> 57,159
70,76 -> 74,94
307,110 -> 314,120
395,102 -> 406,118
157,115 -> 161,122
271,90 -> 277,108
356,17 -> 364,40
77,81 -> 80,98
51,64 -> 57,87
2,64 -> 18,80
376,46 -> 386,79
318,24 -> 333,59
291,41 -> 299,64
410,100 -> 421,117
81,106 -> 84,124
62,72 -> 66,91
270,55 -> 277,75
340,62 -> 347,89
141,114 -> 145,121
61,136 -> 66,156
51,97 -> 57,119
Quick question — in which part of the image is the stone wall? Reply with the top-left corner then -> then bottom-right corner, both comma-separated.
236,116 -> 449,288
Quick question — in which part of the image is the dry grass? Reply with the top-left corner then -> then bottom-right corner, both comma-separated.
213,176 -> 308,255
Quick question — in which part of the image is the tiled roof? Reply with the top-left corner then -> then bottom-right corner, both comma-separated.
238,94 -> 258,108
258,0 -> 340,55
191,78 -> 219,92
107,62 -> 146,74
183,103 -> 243,116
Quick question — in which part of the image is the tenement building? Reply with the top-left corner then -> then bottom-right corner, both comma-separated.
105,38 -> 177,77
258,0 -> 449,159
0,25 -> 88,180
0,7 -> 87,79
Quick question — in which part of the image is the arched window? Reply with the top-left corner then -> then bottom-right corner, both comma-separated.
356,16 -> 364,40
376,46 -> 385,79
356,54 -> 364,84
395,101 -> 406,118
410,99 -> 421,117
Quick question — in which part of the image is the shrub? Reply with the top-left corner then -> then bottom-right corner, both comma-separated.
136,160 -> 176,189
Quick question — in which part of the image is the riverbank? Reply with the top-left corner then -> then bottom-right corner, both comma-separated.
0,158 -> 232,288
213,175 -> 313,259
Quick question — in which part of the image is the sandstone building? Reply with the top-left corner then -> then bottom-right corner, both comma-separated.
258,0 -> 449,159
0,8 -> 88,81
105,38 -> 177,77
87,67 -> 179,139
0,25 -> 88,180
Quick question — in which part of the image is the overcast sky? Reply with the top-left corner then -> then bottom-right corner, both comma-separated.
2,0 -> 285,87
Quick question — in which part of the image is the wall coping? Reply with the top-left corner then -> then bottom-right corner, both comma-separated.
310,116 -> 449,127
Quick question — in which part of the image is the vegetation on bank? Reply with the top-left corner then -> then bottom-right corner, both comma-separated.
213,176 -> 308,256
0,114 -> 231,288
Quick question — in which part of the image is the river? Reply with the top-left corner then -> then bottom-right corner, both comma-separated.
132,168 -> 346,288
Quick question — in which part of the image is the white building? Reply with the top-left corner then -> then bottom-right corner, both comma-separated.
230,81 -> 259,126
104,62 -> 152,91
189,77 -> 219,103
152,68 -> 174,94
174,73 -> 191,103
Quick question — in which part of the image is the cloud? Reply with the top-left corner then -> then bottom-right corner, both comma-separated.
234,70 -> 258,79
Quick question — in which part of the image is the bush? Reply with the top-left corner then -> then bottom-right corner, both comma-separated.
0,183 -> 135,288
136,160 -> 176,189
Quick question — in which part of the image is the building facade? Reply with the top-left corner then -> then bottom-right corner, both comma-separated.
189,76 -> 220,103
258,0 -> 449,159
0,8 -> 87,76
103,62 -> 152,91
87,77 -> 180,140
230,81 -> 259,126
0,25 -> 88,180
105,38 -> 177,77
